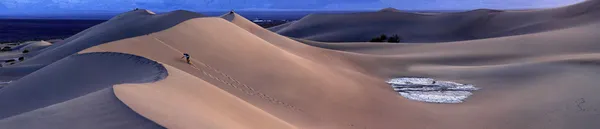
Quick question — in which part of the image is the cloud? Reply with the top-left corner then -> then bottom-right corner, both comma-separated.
0,0 -> 42,8
52,0 -> 84,8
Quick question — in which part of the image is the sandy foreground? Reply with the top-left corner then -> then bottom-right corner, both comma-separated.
112,65 -> 296,129
1,1 -> 600,129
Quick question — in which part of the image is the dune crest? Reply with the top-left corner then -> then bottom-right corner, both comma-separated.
2,1 -> 600,128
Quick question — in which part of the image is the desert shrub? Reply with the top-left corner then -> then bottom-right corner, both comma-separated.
369,34 -> 402,43
369,34 -> 387,42
22,49 -> 30,53
388,35 -> 401,43
18,57 -> 24,61
379,34 -> 387,40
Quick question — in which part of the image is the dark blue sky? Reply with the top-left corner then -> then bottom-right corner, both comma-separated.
0,0 -> 585,13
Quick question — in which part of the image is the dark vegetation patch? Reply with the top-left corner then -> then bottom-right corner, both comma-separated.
369,34 -> 402,43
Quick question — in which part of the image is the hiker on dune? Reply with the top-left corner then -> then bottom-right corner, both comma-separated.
181,53 -> 191,64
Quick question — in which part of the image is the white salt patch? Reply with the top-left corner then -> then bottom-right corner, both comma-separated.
388,77 -> 479,104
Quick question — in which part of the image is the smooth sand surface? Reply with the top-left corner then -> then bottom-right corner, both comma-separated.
112,65 -> 296,129
1,1 -> 599,129
0,52 -> 167,118
0,52 -> 167,128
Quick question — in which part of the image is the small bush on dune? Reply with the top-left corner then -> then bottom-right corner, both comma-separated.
369,36 -> 386,42
369,34 -> 402,43
22,49 -> 30,53
379,34 -> 387,41
388,35 -> 401,43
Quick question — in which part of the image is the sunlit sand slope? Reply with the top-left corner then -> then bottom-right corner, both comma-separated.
113,65 -> 296,129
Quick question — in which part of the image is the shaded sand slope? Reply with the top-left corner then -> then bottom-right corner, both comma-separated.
267,21 -> 295,32
112,65 -> 296,129
0,64 -> 46,81
0,41 -> 50,60
0,88 -> 163,129
82,17 -> 430,129
292,7 -> 600,129
300,20 -> 600,58
0,52 -> 167,120
19,9 -> 204,65
8,41 -> 51,52
0,41 -> 51,80
274,0 -> 600,42
19,41 -> 51,52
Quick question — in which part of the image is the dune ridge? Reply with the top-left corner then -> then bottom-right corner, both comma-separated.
274,0 -> 600,43
1,1 -> 600,128
19,9 -> 205,66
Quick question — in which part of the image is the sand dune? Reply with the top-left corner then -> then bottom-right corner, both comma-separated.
78,15 -> 428,128
0,88 -> 163,129
274,0 -> 600,43
0,52 -> 167,119
113,65 -> 295,129
6,41 -> 52,53
20,9 -> 205,65
1,1 -> 599,129
267,21 -> 295,32
0,41 -> 50,61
